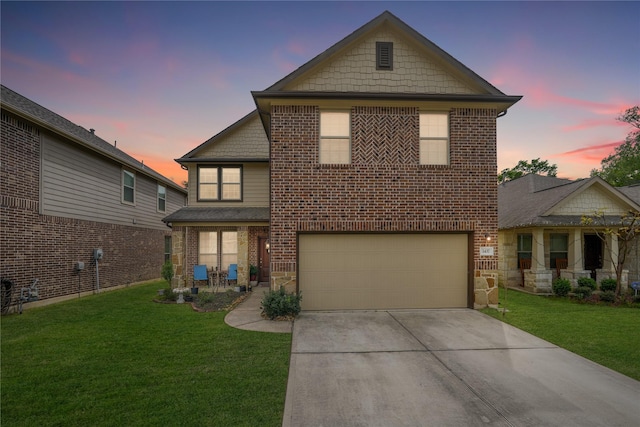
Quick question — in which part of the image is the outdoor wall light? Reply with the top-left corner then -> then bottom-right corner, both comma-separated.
265,242 -> 270,253
485,233 -> 491,241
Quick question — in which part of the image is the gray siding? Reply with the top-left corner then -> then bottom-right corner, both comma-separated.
41,132 -> 184,230
187,162 -> 269,207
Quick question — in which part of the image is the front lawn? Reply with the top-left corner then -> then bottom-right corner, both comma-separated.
1,281 -> 291,426
482,288 -> 640,381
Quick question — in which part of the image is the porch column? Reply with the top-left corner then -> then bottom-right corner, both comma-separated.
237,227 -> 249,287
532,228 -> 545,271
602,233 -> 619,271
569,229 -> 583,271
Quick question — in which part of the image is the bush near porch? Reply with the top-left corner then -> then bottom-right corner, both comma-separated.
1,281 -> 291,426
482,288 -> 640,381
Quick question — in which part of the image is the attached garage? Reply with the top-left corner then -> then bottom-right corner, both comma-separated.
298,233 -> 470,310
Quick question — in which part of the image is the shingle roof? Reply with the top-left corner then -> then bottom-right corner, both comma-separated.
162,207 -> 269,223
176,110 -> 269,162
498,174 -> 640,229
1,85 -> 186,193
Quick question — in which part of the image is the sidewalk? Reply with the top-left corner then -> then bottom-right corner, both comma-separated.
224,284 -> 293,333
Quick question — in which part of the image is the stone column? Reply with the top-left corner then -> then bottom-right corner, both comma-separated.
532,229 -> 545,271
237,227 -> 249,287
569,229 -> 582,271
526,228 -> 552,293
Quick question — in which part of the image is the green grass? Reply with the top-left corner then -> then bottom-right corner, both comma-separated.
482,288 -> 640,381
1,281 -> 291,426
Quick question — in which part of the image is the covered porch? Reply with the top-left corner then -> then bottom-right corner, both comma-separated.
498,227 -> 628,293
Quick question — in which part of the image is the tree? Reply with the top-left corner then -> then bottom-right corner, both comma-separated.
498,158 -> 558,183
581,209 -> 640,296
591,106 -> 640,187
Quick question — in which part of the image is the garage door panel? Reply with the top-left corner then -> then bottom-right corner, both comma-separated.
299,234 -> 468,310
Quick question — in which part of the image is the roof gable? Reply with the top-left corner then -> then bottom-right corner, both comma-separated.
177,110 -> 268,162
266,11 -> 502,96
545,178 -> 638,217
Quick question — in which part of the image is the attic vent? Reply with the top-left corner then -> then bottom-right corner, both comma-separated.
376,42 -> 393,70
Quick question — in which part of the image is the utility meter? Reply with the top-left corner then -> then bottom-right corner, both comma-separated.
94,249 -> 104,260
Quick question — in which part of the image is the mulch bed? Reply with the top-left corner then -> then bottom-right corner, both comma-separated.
155,290 -> 250,313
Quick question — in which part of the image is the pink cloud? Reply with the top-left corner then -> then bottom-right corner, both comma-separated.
555,140 -> 622,162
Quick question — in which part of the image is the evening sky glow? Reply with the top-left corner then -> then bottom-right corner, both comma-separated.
2,1 -> 638,185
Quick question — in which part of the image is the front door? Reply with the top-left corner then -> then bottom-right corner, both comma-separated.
258,237 -> 270,283
584,234 -> 603,280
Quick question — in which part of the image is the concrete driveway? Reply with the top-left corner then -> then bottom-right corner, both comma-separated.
283,309 -> 640,426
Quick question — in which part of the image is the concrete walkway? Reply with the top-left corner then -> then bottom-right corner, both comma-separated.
283,309 -> 640,426
224,285 -> 292,333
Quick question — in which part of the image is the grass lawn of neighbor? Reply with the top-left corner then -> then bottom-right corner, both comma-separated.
1,281 -> 291,427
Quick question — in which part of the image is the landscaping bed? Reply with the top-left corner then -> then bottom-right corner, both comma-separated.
155,287 -> 249,312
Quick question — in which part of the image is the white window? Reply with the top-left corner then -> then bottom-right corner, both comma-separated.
221,231 -> 238,270
198,166 -> 242,201
198,231 -> 238,271
199,231 -> 218,269
157,184 -> 166,212
122,170 -> 135,204
419,113 -> 449,165
320,111 -> 350,164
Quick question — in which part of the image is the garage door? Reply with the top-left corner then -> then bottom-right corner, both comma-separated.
298,234 -> 469,310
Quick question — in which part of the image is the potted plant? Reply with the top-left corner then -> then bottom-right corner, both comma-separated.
249,264 -> 258,287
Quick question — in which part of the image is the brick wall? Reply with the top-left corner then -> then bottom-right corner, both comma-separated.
1,112 -> 170,310
270,105 -> 498,294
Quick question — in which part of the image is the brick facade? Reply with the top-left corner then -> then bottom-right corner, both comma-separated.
1,111 -> 171,312
269,105 -> 499,301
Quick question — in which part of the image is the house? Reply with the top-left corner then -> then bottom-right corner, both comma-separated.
498,174 -> 640,293
166,11 -> 521,309
0,85 -> 187,311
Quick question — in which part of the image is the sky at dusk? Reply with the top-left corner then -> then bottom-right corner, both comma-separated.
2,1 -> 638,185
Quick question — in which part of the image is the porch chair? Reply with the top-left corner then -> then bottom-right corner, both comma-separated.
555,258 -> 568,279
519,258 -> 531,287
226,264 -> 238,288
193,265 -> 210,288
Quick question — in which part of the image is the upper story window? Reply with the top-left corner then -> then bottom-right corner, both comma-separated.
419,112 -> 449,165
319,111 -> 350,164
198,166 -> 242,201
157,184 -> 166,212
122,169 -> 135,204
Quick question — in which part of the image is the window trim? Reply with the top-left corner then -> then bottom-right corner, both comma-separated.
122,169 -> 136,205
157,184 -> 166,213
197,165 -> 243,202
319,110 -> 351,165
419,112 -> 450,166
197,230 -> 238,271
549,233 -> 569,269
517,233 -> 533,268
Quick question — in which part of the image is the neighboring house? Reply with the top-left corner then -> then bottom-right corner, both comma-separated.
498,174 -> 640,293
0,85 -> 187,311
167,11 -> 521,310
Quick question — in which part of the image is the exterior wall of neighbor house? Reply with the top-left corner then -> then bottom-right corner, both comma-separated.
0,110 -> 183,311
269,105 -> 499,305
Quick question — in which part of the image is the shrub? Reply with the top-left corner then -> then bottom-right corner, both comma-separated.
577,277 -> 597,290
574,286 -> 593,300
159,287 -> 179,302
599,279 -> 617,292
261,287 -> 302,320
600,290 -> 616,303
552,278 -> 572,297
161,261 -> 174,285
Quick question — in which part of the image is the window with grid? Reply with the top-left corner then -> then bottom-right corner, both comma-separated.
517,233 -> 532,268
198,231 -> 218,269
550,234 -> 568,269
157,184 -> 166,212
122,170 -> 135,204
419,113 -> 449,165
198,166 -> 242,201
221,231 -> 238,270
164,236 -> 171,263
319,111 -> 350,164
